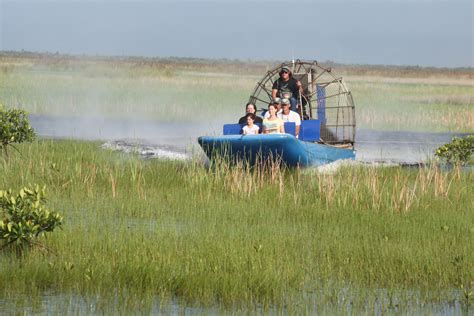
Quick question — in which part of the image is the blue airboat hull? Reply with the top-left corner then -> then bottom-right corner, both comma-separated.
198,134 -> 355,167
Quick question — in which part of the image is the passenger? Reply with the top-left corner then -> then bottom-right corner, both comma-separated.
238,102 -> 263,125
278,98 -> 301,137
271,66 -> 302,112
264,98 -> 282,119
242,113 -> 260,135
263,104 -> 285,134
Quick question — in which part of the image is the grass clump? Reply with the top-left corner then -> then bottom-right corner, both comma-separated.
0,139 -> 472,313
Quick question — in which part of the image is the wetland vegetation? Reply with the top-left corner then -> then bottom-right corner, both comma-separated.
0,52 -> 472,132
0,53 -> 473,313
1,139 -> 472,313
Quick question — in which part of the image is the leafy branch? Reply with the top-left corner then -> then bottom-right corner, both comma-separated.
0,104 -> 36,159
0,185 -> 63,254
435,135 -> 474,165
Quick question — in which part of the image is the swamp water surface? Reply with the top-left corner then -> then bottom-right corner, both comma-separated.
0,289 -> 467,315
30,114 -> 468,166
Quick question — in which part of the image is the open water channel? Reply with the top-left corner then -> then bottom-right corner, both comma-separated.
30,114 -> 469,166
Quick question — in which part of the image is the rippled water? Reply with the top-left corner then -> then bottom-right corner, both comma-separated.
0,289 -> 467,315
0,293 -> 217,315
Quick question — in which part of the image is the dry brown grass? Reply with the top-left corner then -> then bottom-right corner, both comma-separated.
346,75 -> 474,87
2,51 -> 472,79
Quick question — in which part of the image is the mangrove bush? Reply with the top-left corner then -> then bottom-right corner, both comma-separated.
435,135 -> 474,165
0,104 -> 35,158
0,185 -> 63,254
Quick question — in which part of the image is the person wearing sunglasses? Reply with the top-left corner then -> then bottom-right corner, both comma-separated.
271,66 -> 302,112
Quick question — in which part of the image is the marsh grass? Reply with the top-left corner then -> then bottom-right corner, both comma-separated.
347,79 -> 474,132
0,139 -> 472,312
1,53 -> 473,131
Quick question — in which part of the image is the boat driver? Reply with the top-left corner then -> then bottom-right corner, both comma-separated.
271,66 -> 302,112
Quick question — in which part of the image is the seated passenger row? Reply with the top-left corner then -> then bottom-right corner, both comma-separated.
239,99 -> 301,135
234,100 -> 320,141
224,120 -> 321,142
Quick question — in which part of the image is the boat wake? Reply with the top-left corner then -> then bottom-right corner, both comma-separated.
100,139 -> 434,174
309,159 -> 428,175
100,128 -> 467,168
28,114 -> 468,167
95,129 -> 469,169
101,140 -> 189,161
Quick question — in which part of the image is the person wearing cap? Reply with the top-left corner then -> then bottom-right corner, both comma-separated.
238,102 -> 263,125
263,98 -> 282,119
271,66 -> 302,112
278,98 -> 301,137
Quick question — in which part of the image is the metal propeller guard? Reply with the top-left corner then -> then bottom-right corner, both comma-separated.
248,60 -> 356,147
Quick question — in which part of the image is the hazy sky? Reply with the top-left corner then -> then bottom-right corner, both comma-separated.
1,0 -> 472,67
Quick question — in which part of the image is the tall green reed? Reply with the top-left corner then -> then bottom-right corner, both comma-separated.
0,140 -> 472,311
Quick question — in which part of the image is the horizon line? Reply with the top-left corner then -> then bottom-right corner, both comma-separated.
1,50 -> 473,71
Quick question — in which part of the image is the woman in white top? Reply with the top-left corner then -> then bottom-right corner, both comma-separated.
262,104 -> 285,134
242,113 -> 260,135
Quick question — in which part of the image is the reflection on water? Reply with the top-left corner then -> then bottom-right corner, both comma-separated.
0,289 -> 466,315
0,293 -> 217,315
355,129 -> 470,164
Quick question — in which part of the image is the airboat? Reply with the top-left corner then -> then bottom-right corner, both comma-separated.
198,60 -> 356,167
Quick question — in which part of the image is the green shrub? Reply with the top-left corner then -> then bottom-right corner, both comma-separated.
435,135 -> 474,165
0,104 -> 36,158
0,185 -> 63,254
